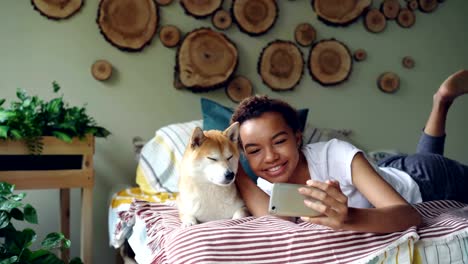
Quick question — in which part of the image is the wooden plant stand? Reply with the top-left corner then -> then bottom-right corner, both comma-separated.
0,135 -> 95,264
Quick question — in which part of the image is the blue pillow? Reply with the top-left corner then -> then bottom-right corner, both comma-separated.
201,98 -> 309,182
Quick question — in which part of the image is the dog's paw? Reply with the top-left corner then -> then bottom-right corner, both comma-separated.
180,216 -> 198,228
232,207 -> 250,219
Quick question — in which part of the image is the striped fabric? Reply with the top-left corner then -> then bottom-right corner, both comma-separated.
117,200 -> 468,264
136,120 -> 202,194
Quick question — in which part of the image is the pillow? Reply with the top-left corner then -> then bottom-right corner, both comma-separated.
135,120 -> 202,194
201,98 -> 309,182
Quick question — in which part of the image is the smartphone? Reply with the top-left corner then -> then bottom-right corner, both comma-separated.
268,183 -> 323,217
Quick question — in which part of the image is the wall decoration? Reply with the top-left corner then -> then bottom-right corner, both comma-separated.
175,28 -> 238,91
377,72 -> 400,93
397,8 -> 416,28
231,0 -> 278,36
353,49 -> 367,62
212,9 -> 233,30
180,0 -> 222,19
97,0 -> 159,52
156,0 -> 174,6
159,25 -> 181,48
258,40 -> 304,91
419,0 -> 438,13
308,39 -> 352,86
226,76 -> 253,103
381,0 -> 400,20
91,60 -> 113,81
312,0 -> 372,26
364,8 -> 387,33
31,0 -> 83,20
402,56 -> 415,69
294,23 -> 317,47
407,0 -> 419,11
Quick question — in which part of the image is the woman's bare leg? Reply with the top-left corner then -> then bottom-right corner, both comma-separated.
417,70 -> 468,155
424,70 -> 468,137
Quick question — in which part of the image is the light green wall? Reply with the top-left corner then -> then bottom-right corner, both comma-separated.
1,1 -> 467,263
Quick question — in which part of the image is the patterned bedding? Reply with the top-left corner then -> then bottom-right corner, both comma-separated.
109,189 -> 468,264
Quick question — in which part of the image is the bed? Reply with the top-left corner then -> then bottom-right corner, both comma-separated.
108,99 -> 468,263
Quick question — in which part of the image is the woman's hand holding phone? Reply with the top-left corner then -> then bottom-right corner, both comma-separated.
298,180 -> 349,230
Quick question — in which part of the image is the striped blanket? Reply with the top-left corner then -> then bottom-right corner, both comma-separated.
115,200 -> 468,264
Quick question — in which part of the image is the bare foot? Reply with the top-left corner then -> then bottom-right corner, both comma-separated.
436,70 -> 468,103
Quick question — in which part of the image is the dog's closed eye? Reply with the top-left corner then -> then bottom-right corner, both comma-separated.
227,155 -> 233,161
207,157 -> 218,161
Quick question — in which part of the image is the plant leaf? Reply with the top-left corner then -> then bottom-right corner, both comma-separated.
0,211 -> 10,229
69,257 -> 83,264
19,228 -> 37,248
0,200 -> 22,212
0,126 -> 9,138
0,256 -> 18,264
16,89 -> 27,101
51,131 -> 73,142
10,208 -> 24,221
10,129 -> 22,140
41,232 -> 65,250
0,98 -> 5,107
24,204 -> 38,224
52,81 -> 61,93
0,183 -> 14,195
0,110 -> 16,123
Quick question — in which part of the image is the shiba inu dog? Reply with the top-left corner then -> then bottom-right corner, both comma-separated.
177,122 -> 249,227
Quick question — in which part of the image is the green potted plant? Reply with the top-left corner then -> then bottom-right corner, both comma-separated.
0,82 -> 110,153
0,182 -> 82,263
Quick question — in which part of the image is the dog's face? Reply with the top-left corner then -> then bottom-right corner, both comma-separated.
184,122 -> 240,186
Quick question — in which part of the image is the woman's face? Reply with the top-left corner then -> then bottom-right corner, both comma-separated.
239,112 -> 302,183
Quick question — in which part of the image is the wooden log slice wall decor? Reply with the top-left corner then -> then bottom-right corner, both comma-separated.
397,8 -> 416,28
231,0 -> 278,36
353,49 -> 367,62
380,0 -> 400,20
407,0 -> 419,11
377,72 -> 400,93
308,39 -> 352,86
159,25 -> 181,48
31,0 -> 83,20
91,60 -> 113,81
97,0 -> 159,52
419,0 -> 438,13
180,0 -> 222,19
312,0 -> 372,26
226,75 -> 254,103
212,9 -> 233,30
294,23 -> 317,47
258,40 -> 304,91
176,28 -> 238,91
364,8 -> 387,33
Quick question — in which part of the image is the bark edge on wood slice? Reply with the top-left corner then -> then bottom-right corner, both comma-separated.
364,8 -> 387,33
397,8 -> 415,28
377,72 -> 400,93
312,0 -> 372,26
31,0 -> 83,20
419,0 -> 438,13
212,9 -> 233,30
258,40 -> 304,91
176,28 -> 238,91
380,0 -> 400,20
91,60 -> 113,81
294,23 -> 317,47
97,0 -> 159,52
402,56 -> 415,69
226,75 -> 253,103
159,25 -> 181,48
231,0 -> 278,36
308,39 -> 353,86
353,49 -> 367,62
180,0 -> 222,19
156,0 -> 173,6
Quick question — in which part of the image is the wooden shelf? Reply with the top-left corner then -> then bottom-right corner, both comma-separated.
0,135 -> 95,264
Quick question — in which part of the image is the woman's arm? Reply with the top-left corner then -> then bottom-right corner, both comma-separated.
235,166 -> 270,216
300,153 -> 422,233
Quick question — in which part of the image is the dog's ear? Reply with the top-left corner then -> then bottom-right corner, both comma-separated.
223,122 -> 239,143
190,127 -> 206,149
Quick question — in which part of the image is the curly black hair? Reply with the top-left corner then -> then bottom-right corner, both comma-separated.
231,95 -> 302,140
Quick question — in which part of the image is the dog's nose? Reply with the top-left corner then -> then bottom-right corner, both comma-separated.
224,171 -> 235,181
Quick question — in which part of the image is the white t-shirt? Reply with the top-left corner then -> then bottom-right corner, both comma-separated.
257,139 -> 422,208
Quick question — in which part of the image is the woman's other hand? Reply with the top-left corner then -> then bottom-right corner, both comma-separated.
298,180 -> 349,230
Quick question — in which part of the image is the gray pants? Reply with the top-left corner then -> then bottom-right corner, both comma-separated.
378,133 -> 468,203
